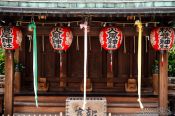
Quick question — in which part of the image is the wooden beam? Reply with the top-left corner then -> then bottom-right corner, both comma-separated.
4,50 -> 14,116
159,52 -> 168,112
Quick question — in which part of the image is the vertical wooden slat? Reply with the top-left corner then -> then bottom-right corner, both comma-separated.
4,50 -> 14,116
159,52 -> 168,112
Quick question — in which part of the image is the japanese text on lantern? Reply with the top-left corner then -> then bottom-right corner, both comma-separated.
107,28 -> 118,49
52,28 -> 63,48
1,27 -> 13,48
159,28 -> 171,49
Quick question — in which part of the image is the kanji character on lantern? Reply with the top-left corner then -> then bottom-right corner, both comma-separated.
99,27 -> 123,51
150,27 -> 175,65
150,27 -> 174,51
0,26 -> 22,50
49,27 -> 73,51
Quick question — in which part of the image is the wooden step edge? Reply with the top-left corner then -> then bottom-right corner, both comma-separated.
14,106 -> 65,113
14,101 -> 65,107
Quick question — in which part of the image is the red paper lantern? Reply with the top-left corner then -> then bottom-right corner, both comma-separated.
150,27 -> 175,51
0,26 -> 22,50
49,27 -> 73,51
99,27 -> 123,51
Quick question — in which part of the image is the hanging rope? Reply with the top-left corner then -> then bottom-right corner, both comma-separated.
80,21 -> 88,110
135,20 -> 144,109
28,21 -> 38,107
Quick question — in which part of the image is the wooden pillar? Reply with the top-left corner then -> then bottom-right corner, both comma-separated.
159,52 -> 168,113
4,50 -> 14,116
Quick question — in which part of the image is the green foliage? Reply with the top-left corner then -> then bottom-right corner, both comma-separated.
0,48 -> 5,75
168,46 -> 175,77
0,48 -> 25,74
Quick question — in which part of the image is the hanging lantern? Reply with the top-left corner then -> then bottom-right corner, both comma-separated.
0,26 -> 22,50
150,27 -> 175,65
150,27 -> 174,51
49,27 -> 73,51
99,27 -> 123,51
99,26 -> 123,72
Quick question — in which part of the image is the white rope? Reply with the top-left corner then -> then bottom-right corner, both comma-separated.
80,21 -> 88,110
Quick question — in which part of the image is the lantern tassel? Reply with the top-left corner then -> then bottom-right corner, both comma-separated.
28,21 -> 38,107
161,51 -> 164,66
80,21 -> 88,110
110,51 -> 113,72
135,20 -> 144,109
60,52 -> 63,83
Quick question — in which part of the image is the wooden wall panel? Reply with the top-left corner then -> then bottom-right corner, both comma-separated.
67,36 -> 84,78
88,37 -> 102,78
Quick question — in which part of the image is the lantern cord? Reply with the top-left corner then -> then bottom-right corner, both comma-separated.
76,36 -> 79,51
28,21 -> 38,107
80,21 -> 88,110
135,20 -> 144,109
110,52 -> 113,73
124,36 -> 126,53
134,36 -> 136,54
60,52 -> 63,84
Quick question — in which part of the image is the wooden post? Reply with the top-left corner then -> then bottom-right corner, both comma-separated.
4,50 -> 14,116
14,48 -> 21,93
159,52 -> 168,114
